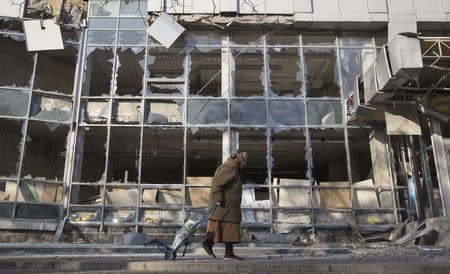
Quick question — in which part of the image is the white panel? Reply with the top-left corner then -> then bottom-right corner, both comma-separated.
0,0 -> 24,18
294,0 -> 313,13
189,0 -> 220,13
266,0 -> 294,14
166,0 -> 186,13
147,13 -> 185,49
413,0 -> 446,21
386,0 -> 415,14
385,104 -> 421,135
312,0 -> 340,21
443,0 -> 450,13
367,0 -> 388,13
388,14 -> 417,40
339,0 -> 370,21
239,0 -> 265,14
148,0 -> 164,12
220,0 -> 238,12
23,20 -> 64,51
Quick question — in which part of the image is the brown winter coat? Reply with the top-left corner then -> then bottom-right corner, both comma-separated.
208,158 -> 243,224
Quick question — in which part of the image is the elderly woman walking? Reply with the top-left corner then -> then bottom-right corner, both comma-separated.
202,151 -> 248,260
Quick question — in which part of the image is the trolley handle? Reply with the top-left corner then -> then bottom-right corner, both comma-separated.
195,203 -> 217,228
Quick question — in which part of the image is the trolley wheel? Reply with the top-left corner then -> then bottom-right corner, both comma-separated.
164,251 -> 177,260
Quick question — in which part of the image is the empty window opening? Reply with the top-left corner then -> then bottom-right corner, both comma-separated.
232,48 -> 264,97
145,99 -> 183,125
186,128 -> 223,177
82,47 -> 114,96
268,47 -> 302,97
115,47 -> 145,96
0,119 -> 24,178
107,127 -> 140,183
0,35 -> 34,89
141,128 -> 184,184
148,47 -> 185,79
237,129 -> 268,184
304,48 -> 340,98
189,47 -> 222,97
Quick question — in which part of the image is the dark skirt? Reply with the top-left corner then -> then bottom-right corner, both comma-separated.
205,219 -> 241,243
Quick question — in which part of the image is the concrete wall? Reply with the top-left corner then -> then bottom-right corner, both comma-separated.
148,0 -> 450,31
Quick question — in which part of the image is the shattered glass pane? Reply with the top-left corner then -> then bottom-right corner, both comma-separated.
186,128 -> 223,177
34,44 -> 79,95
17,181 -> 63,204
111,100 -> 141,124
107,127 -> 140,183
15,203 -> 59,219
310,128 -> 348,182
21,121 -> 69,181
141,128 -> 184,184
69,207 -> 101,222
146,100 -> 183,125
269,100 -> 305,126
268,47 -> 302,97
104,209 -> 136,223
81,99 -> 109,124
87,31 -> 116,45
271,129 -> 307,180
148,83 -> 184,97
232,49 -> 265,97
0,89 -> 29,117
115,47 -> 145,96
186,32 -> 225,46
0,119 -> 23,178
306,100 -> 343,125
187,99 -> 227,125
90,0 -> 120,17
339,34 -> 373,47
120,0 -> 147,16
340,49 -> 373,98
0,35 -> 34,89
70,186 -> 101,205
304,48 -> 340,98
74,127 -> 107,183
0,19 -> 24,33
231,100 -> 266,125
89,18 -> 117,29
237,129 -> 268,184
61,29 -> 82,43
189,47 -> 221,97
118,31 -> 146,45
82,47 -> 114,96
30,94 -> 73,123
266,33 -> 299,46
148,47 -> 185,79
302,34 -> 336,46
119,18 -> 147,29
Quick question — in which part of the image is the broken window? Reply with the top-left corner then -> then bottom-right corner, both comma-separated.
186,177 -> 212,207
115,47 -> 145,96
339,34 -> 373,47
0,35 -> 34,89
33,44 -> 79,95
148,47 -> 185,79
231,99 -> 266,125
187,99 -> 227,125
0,119 -> 23,178
104,208 -> 136,224
107,127 -> 140,183
266,33 -> 299,46
242,186 -> 271,225
112,99 -> 141,124
189,47 -> 222,97
304,48 -> 340,98
119,0 -> 147,17
232,48 -> 265,97
15,203 -> 60,219
340,48 -> 373,98
0,180 -> 14,218
145,99 -> 183,125
21,121 -> 69,182
231,31 -> 265,47
105,186 -> 138,207
148,83 -> 184,97
302,34 -> 336,46
269,100 -> 305,126
70,185 -> 102,205
236,129 -> 268,184
186,128 -> 223,177
118,31 -> 146,45
81,99 -> 109,124
82,47 -> 114,96
140,209 -> 183,225
186,32 -> 225,47
0,19 -> 24,33
17,181 -> 63,204
306,100 -> 343,125
87,30 -> 116,45
73,127 -> 107,183
90,0 -> 120,17
30,94 -> 73,123
0,89 -> 29,117
268,47 -> 303,97
141,128 -> 184,184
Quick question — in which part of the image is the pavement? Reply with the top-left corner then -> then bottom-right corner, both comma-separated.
0,243 -> 450,273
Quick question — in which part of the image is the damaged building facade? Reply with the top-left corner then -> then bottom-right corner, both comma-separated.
0,0 -> 449,242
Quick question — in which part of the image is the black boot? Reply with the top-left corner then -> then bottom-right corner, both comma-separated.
201,239 -> 216,258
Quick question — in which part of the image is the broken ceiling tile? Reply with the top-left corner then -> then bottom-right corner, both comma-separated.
0,0 -> 25,18
147,12 -> 185,49
23,19 -> 64,51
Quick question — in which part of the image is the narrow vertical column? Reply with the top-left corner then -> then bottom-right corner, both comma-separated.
369,127 -> 394,208
430,118 -> 450,216
222,38 -> 233,162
